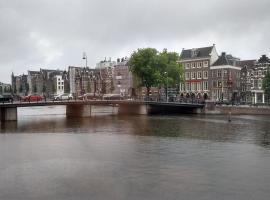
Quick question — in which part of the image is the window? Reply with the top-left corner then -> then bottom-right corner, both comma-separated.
204,61 -> 208,67
258,79 -> 262,88
258,70 -> 262,76
58,86 -> 60,90
197,82 -> 202,91
191,63 -> 195,68
191,72 -> 196,79
223,70 -> 227,76
237,71 -> 240,78
203,71 -> 208,79
185,72 -> 190,80
217,70 -> 222,77
186,82 -> 190,91
185,63 -> 190,69
203,81 -> 208,90
197,71 -> 202,79
197,62 -> 202,68
191,83 -> 196,91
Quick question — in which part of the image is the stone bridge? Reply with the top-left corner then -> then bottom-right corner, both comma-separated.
0,100 -> 205,121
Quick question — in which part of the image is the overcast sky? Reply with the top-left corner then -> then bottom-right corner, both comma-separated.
0,0 -> 269,83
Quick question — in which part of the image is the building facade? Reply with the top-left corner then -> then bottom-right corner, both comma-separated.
210,52 -> 241,101
240,55 -> 270,104
0,82 -> 12,94
179,45 -> 219,99
11,73 -> 28,95
113,58 -> 134,97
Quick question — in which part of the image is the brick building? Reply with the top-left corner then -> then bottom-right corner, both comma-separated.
210,52 -> 241,101
179,45 -> 219,99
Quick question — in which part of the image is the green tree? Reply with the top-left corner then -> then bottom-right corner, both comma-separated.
263,67 -> 270,103
158,49 -> 183,86
129,48 -> 160,97
128,48 -> 183,97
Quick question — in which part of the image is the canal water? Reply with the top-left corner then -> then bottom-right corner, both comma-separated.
0,106 -> 270,200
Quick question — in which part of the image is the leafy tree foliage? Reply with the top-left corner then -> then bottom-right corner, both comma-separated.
129,48 -> 183,97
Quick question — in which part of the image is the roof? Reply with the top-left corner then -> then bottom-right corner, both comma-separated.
258,55 -> 270,63
236,60 -> 256,69
180,46 -> 214,60
212,52 -> 231,66
28,70 -> 40,75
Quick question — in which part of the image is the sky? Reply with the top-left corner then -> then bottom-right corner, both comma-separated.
0,0 -> 269,83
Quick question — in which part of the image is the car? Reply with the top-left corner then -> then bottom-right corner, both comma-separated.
78,93 -> 100,100
22,95 -> 43,102
54,93 -> 73,101
0,94 -> 14,103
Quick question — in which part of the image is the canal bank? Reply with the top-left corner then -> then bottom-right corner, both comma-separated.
205,102 -> 270,115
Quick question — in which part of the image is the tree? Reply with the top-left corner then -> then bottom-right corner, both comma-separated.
263,67 -> 270,103
158,49 -> 183,86
129,48 -> 160,97
128,48 -> 184,97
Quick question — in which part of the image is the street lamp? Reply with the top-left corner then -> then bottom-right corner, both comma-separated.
164,72 -> 168,102
82,52 -> 87,68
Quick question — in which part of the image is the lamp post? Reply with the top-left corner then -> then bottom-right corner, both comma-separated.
164,72 -> 168,102
83,52 -> 87,68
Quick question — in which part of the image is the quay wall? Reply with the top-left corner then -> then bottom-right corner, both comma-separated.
205,102 -> 270,115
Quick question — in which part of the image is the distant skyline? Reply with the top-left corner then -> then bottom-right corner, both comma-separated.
1,0 -> 270,83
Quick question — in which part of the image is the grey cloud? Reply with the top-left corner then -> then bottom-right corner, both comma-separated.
0,0 -> 269,83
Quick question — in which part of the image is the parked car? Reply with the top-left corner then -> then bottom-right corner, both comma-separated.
78,93 -> 100,100
0,94 -> 14,103
22,95 -> 43,102
54,93 -> 73,101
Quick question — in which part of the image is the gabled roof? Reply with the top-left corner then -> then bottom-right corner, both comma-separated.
212,52 -> 230,66
180,46 -> 214,59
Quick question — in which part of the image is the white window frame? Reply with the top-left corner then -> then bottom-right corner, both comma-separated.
203,71 -> 208,79
191,72 -> 196,79
197,71 -> 202,79
185,72 -> 190,80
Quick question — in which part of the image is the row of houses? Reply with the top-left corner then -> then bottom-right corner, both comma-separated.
178,44 -> 270,104
11,57 -> 134,98
10,45 -> 270,104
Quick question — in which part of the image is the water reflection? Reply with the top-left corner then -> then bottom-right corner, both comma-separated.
0,106 -> 270,148
1,106 -> 270,200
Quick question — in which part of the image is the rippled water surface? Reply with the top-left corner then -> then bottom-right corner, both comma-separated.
1,106 -> 270,200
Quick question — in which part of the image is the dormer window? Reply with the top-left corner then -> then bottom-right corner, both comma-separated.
191,49 -> 198,58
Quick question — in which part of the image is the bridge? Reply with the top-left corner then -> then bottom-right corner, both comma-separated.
0,100 -> 205,121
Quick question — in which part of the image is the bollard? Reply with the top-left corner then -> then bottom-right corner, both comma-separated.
228,112 -> 231,122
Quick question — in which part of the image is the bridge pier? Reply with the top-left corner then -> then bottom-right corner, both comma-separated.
66,104 -> 92,118
0,107 -> 18,121
118,104 -> 149,115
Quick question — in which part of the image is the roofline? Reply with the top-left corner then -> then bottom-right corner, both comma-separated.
210,65 -> 241,70
179,56 -> 211,62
